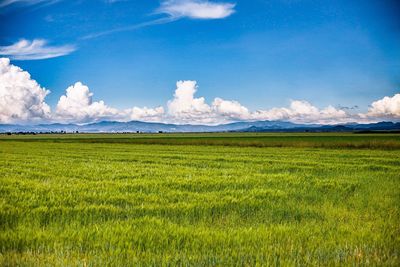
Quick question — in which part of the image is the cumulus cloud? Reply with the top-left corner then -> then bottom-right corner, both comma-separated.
212,97 -> 249,120
164,81 -> 351,124
1,59 -> 398,125
157,0 -> 235,19
0,60 -> 165,124
166,80 -> 251,124
167,80 -> 213,123
55,82 -> 165,123
123,106 -> 165,122
55,82 -> 119,123
364,94 -> 400,120
0,39 -> 76,60
0,58 -> 51,123
251,101 -> 348,124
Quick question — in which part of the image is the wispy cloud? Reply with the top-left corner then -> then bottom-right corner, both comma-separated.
82,16 -> 179,40
0,39 -> 76,60
0,0 -> 59,8
82,0 -> 236,40
157,0 -> 236,19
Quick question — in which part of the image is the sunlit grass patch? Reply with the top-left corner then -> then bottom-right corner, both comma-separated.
0,133 -> 399,265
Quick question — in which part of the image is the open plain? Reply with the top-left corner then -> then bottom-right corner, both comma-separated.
0,133 -> 399,265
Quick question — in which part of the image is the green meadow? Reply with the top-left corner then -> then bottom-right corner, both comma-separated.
0,133 -> 399,266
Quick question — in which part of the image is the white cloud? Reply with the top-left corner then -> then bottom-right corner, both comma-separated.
0,0 -> 55,8
363,94 -> 400,120
0,57 -> 51,123
290,100 -> 319,116
82,16 -> 178,40
1,59 -> 398,125
212,97 -> 249,120
104,0 -> 126,3
164,81 -> 351,124
167,80 -> 213,123
55,82 -> 165,123
55,82 -> 119,123
82,0 -> 235,40
157,0 -> 235,19
124,106 -> 165,122
251,101 -> 348,124
0,39 -> 76,60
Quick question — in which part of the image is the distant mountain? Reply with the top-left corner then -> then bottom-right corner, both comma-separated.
0,123 -> 80,133
344,121 -> 400,130
240,121 -> 400,132
0,120 -> 399,133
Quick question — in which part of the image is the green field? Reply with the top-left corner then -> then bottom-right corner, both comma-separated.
1,133 -> 399,266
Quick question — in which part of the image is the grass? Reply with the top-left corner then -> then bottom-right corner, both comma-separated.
0,133 -> 399,265
2,132 -> 400,149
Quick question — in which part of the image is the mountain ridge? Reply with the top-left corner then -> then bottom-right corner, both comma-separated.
1,120 -> 399,133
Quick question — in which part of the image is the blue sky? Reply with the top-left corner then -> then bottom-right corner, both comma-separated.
0,0 -> 399,124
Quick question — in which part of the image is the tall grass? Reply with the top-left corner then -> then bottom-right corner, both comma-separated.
0,134 -> 399,265
1,132 -> 400,149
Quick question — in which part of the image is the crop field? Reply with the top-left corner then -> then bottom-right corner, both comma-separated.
0,133 -> 399,266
